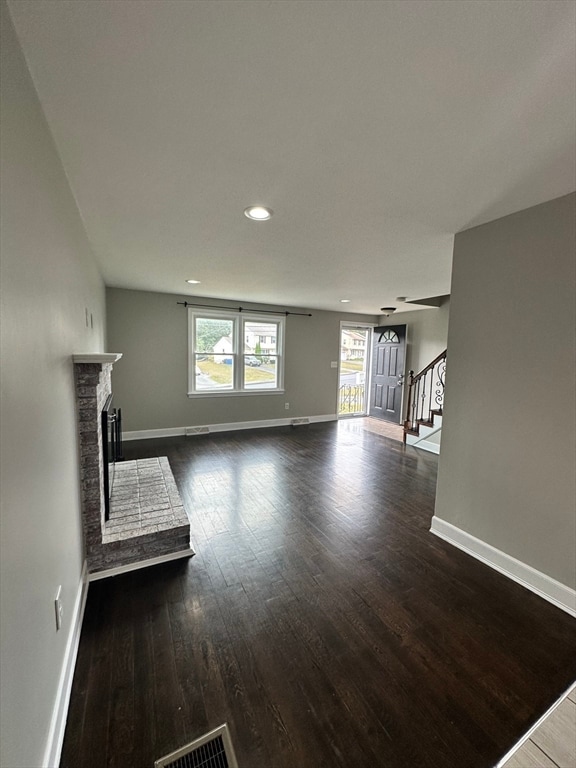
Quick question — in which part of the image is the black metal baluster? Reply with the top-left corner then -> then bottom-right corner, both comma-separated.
428,368 -> 433,422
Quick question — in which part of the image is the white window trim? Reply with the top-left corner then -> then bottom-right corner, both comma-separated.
187,308 -> 285,397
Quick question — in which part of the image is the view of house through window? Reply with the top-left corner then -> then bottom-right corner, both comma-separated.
195,316 -> 235,390
243,320 -> 279,388
189,309 -> 284,394
339,326 -> 371,415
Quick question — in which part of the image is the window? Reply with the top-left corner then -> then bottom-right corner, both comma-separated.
379,329 -> 399,344
188,309 -> 285,396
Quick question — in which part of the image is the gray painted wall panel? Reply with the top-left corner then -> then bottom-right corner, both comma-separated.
379,300 -> 450,377
107,288 -> 378,431
435,193 -> 575,589
0,4 -> 105,765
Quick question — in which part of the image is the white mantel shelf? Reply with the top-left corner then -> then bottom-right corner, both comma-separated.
73,353 -> 122,364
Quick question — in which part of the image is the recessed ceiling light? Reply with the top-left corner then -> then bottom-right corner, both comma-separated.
340,299 -> 351,303
186,279 -> 201,284
244,206 -> 273,221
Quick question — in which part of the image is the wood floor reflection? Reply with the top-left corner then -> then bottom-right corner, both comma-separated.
61,422 -> 576,768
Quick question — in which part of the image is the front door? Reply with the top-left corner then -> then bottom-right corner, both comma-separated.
369,324 -> 406,422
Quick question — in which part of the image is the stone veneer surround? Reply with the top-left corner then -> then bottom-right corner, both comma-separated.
73,354 -> 193,574
74,355 -> 116,568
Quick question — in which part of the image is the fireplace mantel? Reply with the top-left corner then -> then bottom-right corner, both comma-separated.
73,353 -> 123,365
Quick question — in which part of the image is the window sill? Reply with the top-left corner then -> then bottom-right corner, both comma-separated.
187,389 -> 285,398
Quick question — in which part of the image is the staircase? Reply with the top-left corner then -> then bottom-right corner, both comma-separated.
403,350 -> 446,454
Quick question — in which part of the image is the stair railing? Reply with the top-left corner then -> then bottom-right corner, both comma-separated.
404,349 -> 447,442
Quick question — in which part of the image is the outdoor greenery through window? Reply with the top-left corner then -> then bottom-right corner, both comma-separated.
188,309 -> 285,395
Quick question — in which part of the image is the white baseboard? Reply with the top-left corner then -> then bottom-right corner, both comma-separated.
123,425 -> 186,440
123,414 -> 337,441
418,440 -> 440,454
406,438 -> 440,454
43,561 -> 89,768
88,547 -> 195,581
430,517 -> 576,618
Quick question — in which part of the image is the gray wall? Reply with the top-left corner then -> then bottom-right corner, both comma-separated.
107,287 -> 378,432
377,302 -> 449,435
0,4 -> 106,766
435,193 -> 575,589
378,300 -> 450,377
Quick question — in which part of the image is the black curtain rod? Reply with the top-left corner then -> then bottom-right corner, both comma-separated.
177,301 -> 312,317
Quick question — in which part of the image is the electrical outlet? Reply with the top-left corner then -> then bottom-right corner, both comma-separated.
54,586 -> 63,631
285,402 -> 290,409
331,361 -> 338,368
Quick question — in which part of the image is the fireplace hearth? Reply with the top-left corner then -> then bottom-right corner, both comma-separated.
73,354 -> 193,576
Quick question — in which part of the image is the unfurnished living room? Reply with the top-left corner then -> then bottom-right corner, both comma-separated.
1,2 -> 575,767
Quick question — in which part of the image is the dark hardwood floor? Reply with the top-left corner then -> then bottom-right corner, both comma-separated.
61,421 -> 576,768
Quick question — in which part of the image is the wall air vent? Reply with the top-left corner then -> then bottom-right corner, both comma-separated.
291,418 -> 310,426
185,426 -> 210,436
155,724 -> 238,768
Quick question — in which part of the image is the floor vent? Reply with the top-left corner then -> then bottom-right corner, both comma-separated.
186,426 -> 210,436
155,724 -> 238,768
291,417 -> 310,426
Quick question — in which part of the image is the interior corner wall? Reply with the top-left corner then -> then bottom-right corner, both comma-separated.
0,4 -> 106,766
106,287 -> 378,432
378,300 -> 450,376
435,193 -> 576,590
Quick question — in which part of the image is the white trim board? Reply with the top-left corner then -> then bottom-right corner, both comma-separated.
430,517 -> 576,618
42,561 -> 89,768
72,353 -> 122,365
88,548 -> 195,582
123,414 -> 337,441
406,438 -> 440,454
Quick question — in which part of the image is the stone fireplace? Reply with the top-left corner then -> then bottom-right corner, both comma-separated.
73,354 -> 193,576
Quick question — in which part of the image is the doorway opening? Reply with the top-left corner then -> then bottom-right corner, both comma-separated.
338,324 -> 371,417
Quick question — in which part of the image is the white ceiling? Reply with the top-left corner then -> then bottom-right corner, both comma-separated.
7,0 -> 576,315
